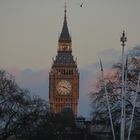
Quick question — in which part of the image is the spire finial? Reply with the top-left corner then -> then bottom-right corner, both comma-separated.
120,30 -> 127,46
58,0 -> 71,43
64,0 -> 67,14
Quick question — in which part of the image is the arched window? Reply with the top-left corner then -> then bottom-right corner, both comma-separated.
71,69 -> 73,75
65,69 -> 68,75
64,69 -> 65,75
69,70 -> 71,75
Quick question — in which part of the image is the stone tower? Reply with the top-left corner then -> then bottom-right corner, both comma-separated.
49,7 -> 79,116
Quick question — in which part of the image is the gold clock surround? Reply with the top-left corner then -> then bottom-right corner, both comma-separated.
56,80 -> 72,95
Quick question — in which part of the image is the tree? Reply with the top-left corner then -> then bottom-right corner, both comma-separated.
0,70 -> 50,140
60,107 -> 76,129
90,46 -> 140,138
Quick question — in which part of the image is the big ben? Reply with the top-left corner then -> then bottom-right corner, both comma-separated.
49,7 -> 79,116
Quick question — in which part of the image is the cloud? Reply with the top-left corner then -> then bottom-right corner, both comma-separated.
6,48 -> 121,117
8,68 -> 49,99
97,48 -> 121,65
8,67 -> 93,117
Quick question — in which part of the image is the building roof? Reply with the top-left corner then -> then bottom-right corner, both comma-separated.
54,52 -> 75,64
58,8 -> 71,43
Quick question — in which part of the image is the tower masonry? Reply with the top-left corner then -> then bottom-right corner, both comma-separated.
49,8 -> 79,116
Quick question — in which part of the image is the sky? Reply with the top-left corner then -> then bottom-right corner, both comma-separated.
0,0 -> 140,117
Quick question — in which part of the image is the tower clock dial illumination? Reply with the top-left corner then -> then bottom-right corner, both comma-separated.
62,45 -> 67,50
57,80 -> 72,95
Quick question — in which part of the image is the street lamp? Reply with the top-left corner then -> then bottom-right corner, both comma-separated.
100,59 -> 116,140
120,30 -> 127,140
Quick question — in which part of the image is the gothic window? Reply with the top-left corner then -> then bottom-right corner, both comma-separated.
56,105 -> 57,112
59,105 -> 60,112
66,69 -> 68,75
61,69 -> 63,74
58,69 -> 61,75
71,69 -> 73,75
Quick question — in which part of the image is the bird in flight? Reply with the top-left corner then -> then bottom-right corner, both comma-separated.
80,3 -> 83,7
79,0 -> 86,8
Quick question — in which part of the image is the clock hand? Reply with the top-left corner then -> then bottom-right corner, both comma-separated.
62,86 -> 68,90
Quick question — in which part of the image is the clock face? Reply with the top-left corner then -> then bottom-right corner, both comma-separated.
57,80 -> 72,95
62,45 -> 67,50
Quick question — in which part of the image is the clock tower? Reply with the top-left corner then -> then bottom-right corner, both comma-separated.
49,7 -> 79,116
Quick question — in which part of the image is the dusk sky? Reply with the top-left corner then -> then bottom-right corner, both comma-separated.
0,0 -> 140,117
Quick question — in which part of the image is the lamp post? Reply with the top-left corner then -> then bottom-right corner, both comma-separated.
124,56 -> 128,134
127,73 -> 140,140
100,59 -> 116,140
120,31 -> 127,140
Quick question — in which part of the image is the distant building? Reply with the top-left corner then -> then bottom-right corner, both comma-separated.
76,116 -> 86,129
89,120 -> 113,140
49,7 -> 79,116
76,116 -> 91,130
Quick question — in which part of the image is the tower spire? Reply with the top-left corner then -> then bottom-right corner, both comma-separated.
58,2 -> 71,43
64,0 -> 67,14
64,0 -> 67,23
